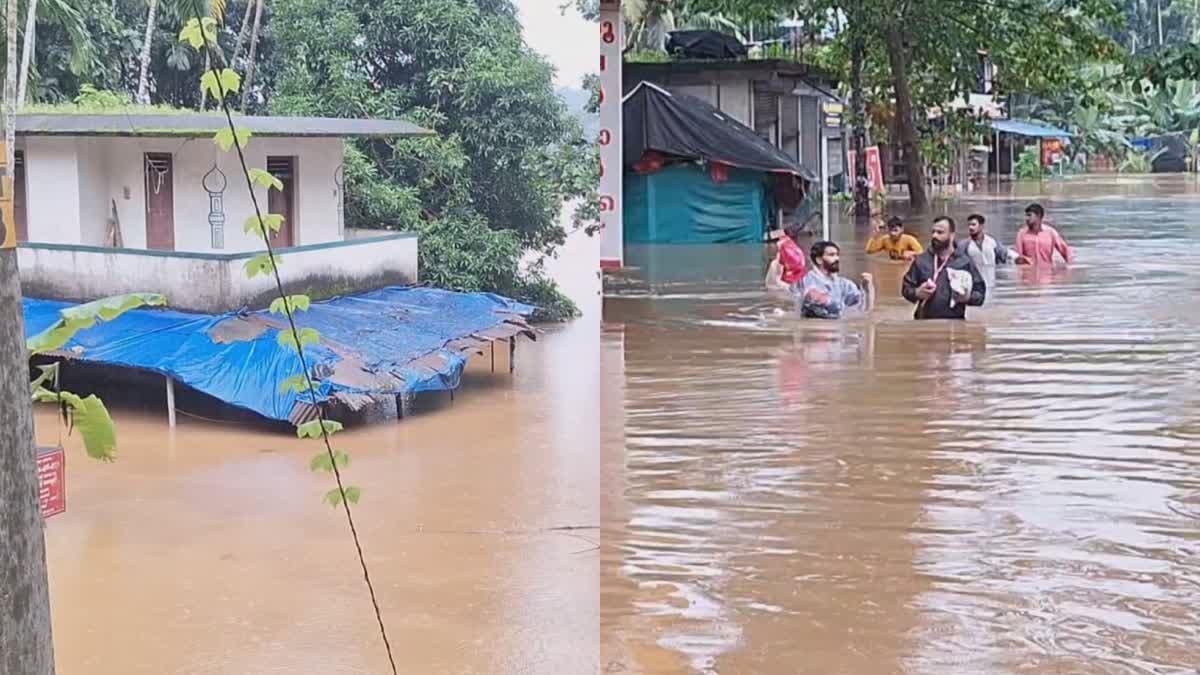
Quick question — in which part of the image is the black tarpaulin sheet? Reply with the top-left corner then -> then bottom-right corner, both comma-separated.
623,82 -> 815,180
666,30 -> 748,59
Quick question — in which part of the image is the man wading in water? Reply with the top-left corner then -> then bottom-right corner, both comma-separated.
798,240 -> 874,319
1015,202 -> 1072,265
902,216 -> 986,320
960,213 -> 1029,302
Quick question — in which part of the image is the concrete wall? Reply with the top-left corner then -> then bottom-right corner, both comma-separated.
18,135 -> 345,253
76,139 -> 111,246
17,233 -> 418,313
22,138 -> 81,244
716,76 -> 751,127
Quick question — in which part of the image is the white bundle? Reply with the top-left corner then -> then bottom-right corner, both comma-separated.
947,268 -> 972,307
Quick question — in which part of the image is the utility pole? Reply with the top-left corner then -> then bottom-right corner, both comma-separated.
1,0 -> 55,670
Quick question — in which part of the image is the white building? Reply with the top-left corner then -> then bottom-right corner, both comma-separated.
12,113 -> 428,312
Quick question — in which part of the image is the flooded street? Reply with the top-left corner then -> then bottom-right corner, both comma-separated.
601,177 -> 1200,673
41,225 -> 600,673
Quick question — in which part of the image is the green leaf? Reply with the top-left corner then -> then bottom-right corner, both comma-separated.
178,19 -> 204,49
200,68 -> 242,101
279,373 -> 313,394
309,450 -> 351,472
344,486 -> 362,504
249,168 -> 284,192
269,295 -> 311,315
310,451 -> 333,472
178,17 -> 218,50
296,418 -> 343,439
324,488 -> 344,508
277,327 -> 320,352
58,392 -> 117,461
243,253 -> 276,278
243,214 -> 285,236
213,127 -> 252,152
27,293 -> 166,354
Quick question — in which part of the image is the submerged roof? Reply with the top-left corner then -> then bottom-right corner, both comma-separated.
23,287 -> 534,424
16,113 -> 432,138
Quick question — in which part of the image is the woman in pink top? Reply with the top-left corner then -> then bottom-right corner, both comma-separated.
1015,202 -> 1072,265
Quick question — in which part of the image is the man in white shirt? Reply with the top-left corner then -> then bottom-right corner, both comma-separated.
960,213 -> 1029,300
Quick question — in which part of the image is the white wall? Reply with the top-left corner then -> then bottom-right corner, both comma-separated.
20,135 -> 346,253
717,79 -> 752,128
18,233 -> 419,313
76,139 -> 110,246
20,137 -> 81,244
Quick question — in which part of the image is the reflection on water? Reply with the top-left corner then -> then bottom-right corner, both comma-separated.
44,225 -> 600,673
601,176 -> 1200,674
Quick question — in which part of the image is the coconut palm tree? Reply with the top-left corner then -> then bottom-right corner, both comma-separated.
135,0 -> 160,103
137,0 -> 229,106
240,0 -> 263,113
15,0 -> 92,105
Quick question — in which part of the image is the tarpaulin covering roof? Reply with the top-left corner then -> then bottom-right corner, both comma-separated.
666,30 -> 748,59
989,118 -> 1073,138
23,287 -> 534,424
623,81 -> 816,180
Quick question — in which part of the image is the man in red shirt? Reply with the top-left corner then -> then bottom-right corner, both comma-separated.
1015,203 -> 1072,265
766,223 -> 810,290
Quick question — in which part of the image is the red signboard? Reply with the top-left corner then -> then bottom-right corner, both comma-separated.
848,145 -> 885,193
37,446 -> 65,519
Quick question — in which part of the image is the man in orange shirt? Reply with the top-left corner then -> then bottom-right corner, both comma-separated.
866,216 -> 923,261
1015,203 -> 1072,265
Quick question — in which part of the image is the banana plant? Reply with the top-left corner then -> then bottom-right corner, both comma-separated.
27,293 -> 167,461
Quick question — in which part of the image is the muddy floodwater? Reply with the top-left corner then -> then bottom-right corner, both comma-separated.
602,177 -> 1200,674
41,228 -> 599,673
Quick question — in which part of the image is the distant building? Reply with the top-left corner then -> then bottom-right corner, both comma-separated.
13,113 -> 428,312
623,59 -> 842,186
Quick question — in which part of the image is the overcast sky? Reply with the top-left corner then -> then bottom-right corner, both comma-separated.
514,0 -> 595,89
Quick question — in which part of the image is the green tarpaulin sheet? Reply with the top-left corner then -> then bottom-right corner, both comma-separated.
624,163 -> 769,244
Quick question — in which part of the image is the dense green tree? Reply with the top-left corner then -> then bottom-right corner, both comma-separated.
688,0 -> 1122,209
266,0 -> 590,319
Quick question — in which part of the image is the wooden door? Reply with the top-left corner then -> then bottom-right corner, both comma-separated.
144,153 -> 175,250
13,150 -> 27,242
266,156 -> 295,248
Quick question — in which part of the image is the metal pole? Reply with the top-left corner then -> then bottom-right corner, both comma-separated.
165,376 -> 176,428
994,129 -> 1000,189
1009,138 -> 1015,181
509,337 -> 516,374
821,123 -> 830,240
490,341 -> 495,373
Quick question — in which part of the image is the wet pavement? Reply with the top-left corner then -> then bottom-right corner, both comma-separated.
601,176 -> 1200,674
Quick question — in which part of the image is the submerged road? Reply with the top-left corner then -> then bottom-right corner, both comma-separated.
602,176 -> 1200,674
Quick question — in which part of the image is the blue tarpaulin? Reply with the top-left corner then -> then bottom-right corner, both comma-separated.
989,118 -> 1073,138
23,287 -> 535,423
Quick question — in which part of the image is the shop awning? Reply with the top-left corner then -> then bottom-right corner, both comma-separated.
989,118 -> 1072,138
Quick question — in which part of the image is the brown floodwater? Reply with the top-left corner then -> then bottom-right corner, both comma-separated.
39,228 -> 601,673
601,176 -> 1200,674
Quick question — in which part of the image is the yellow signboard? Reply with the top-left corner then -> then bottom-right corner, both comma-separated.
0,141 -> 12,249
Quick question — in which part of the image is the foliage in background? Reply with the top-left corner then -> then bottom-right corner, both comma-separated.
1014,145 -> 1043,179
266,0 -> 589,320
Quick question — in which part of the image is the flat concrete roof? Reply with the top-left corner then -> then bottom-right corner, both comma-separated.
16,113 -> 432,138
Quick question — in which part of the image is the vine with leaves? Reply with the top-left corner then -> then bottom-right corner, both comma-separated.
179,8 -> 397,673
